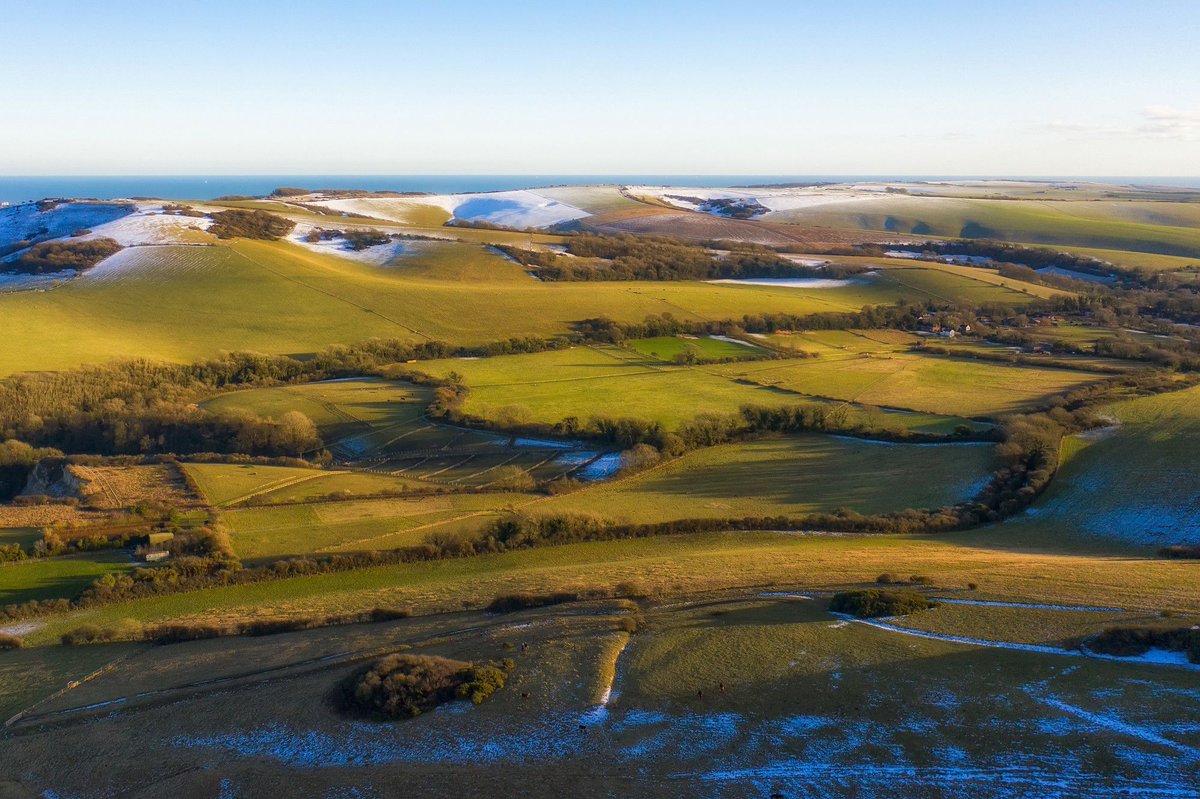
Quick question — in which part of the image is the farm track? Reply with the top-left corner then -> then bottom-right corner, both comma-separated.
221,471 -> 338,507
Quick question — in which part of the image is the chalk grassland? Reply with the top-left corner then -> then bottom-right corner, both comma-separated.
6,595 -> 1200,797
768,196 -> 1200,257
414,343 -> 1106,423
0,236 -> 1054,377
203,378 -> 431,441
536,435 -> 995,521
884,602 -> 1153,647
22,528 -> 1200,648
627,335 -> 762,361
1050,244 -> 1200,273
220,492 -> 537,560
1006,384 -> 1200,549
708,352 -> 1109,417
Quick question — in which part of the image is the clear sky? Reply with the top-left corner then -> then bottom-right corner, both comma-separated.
2,0 -> 1198,176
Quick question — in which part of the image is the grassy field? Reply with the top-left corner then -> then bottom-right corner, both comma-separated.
413,343 -> 1105,424
773,196 -> 1200,257
222,492 -> 537,559
0,551 -> 132,606
183,463 -> 333,507
1008,383 -> 1200,549
626,335 -> 763,361
22,529 -> 1200,646
0,234 -> 1055,377
6,592 -> 1200,797
539,435 -> 995,521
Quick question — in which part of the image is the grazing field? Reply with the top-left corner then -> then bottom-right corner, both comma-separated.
1011,383 -> 1200,548
25,530 -> 1200,646
539,435 -> 995,521
771,196 -> 1200,257
417,343 -> 1104,424
626,335 -> 762,361
6,593 -> 1200,798
221,492 -> 537,559
183,463 -> 332,507
0,551 -> 132,606
0,234 -> 1051,377
709,351 -> 1108,417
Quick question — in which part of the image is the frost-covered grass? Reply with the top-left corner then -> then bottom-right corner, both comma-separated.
1014,383 -> 1200,549
10,593 -> 1200,798
317,189 -> 591,229
0,201 -> 134,253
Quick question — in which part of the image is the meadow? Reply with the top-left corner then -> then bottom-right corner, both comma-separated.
414,341 -> 1104,423
537,435 -> 995,521
7,591 -> 1200,798
770,195 -> 1200,257
1008,383 -> 1200,549
0,231 -> 1056,377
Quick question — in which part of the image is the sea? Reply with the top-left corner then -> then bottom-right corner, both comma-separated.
1,175 -> 1199,205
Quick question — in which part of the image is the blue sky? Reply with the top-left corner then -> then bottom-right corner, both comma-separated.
2,0 -> 1198,175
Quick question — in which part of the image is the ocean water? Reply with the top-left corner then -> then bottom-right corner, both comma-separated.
1,175 -> 1198,204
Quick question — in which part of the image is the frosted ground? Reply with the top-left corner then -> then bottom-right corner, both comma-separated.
314,189 -> 591,229
628,184 -> 919,218
12,595 -> 1198,798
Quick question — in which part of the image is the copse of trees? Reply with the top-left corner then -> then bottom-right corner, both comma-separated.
14,238 -> 122,274
496,234 -> 866,282
206,209 -> 296,240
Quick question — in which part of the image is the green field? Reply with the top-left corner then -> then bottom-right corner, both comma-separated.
222,492 -> 537,559
539,435 -> 995,521
774,196 -> 1200,257
0,551 -> 133,606
415,343 -> 1103,424
0,235 -> 1055,377
626,335 -> 763,361
21,530 -> 1200,647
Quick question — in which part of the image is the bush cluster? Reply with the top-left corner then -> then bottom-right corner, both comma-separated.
829,590 -> 936,618
1089,626 -> 1200,664
206,209 -> 296,240
340,654 -> 512,719
15,238 -> 122,274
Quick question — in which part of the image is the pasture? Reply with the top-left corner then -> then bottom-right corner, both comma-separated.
0,232 -> 1055,377
415,342 -> 1104,423
771,195 -> 1200,257
1010,383 -> 1200,549
5,591 -> 1200,798
539,435 -> 995,521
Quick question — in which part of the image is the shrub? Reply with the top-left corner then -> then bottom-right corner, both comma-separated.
488,465 -> 536,491
17,238 -> 122,274
486,591 -> 582,613
0,632 -> 23,650
145,622 -> 227,644
342,229 -> 392,250
1089,625 -> 1200,663
369,606 -> 414,622
340,654 -> 511,719
207,209 -> 296,240
61,624 -> 117,645
876,573 -> 899,585
829,590 -> 936,619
